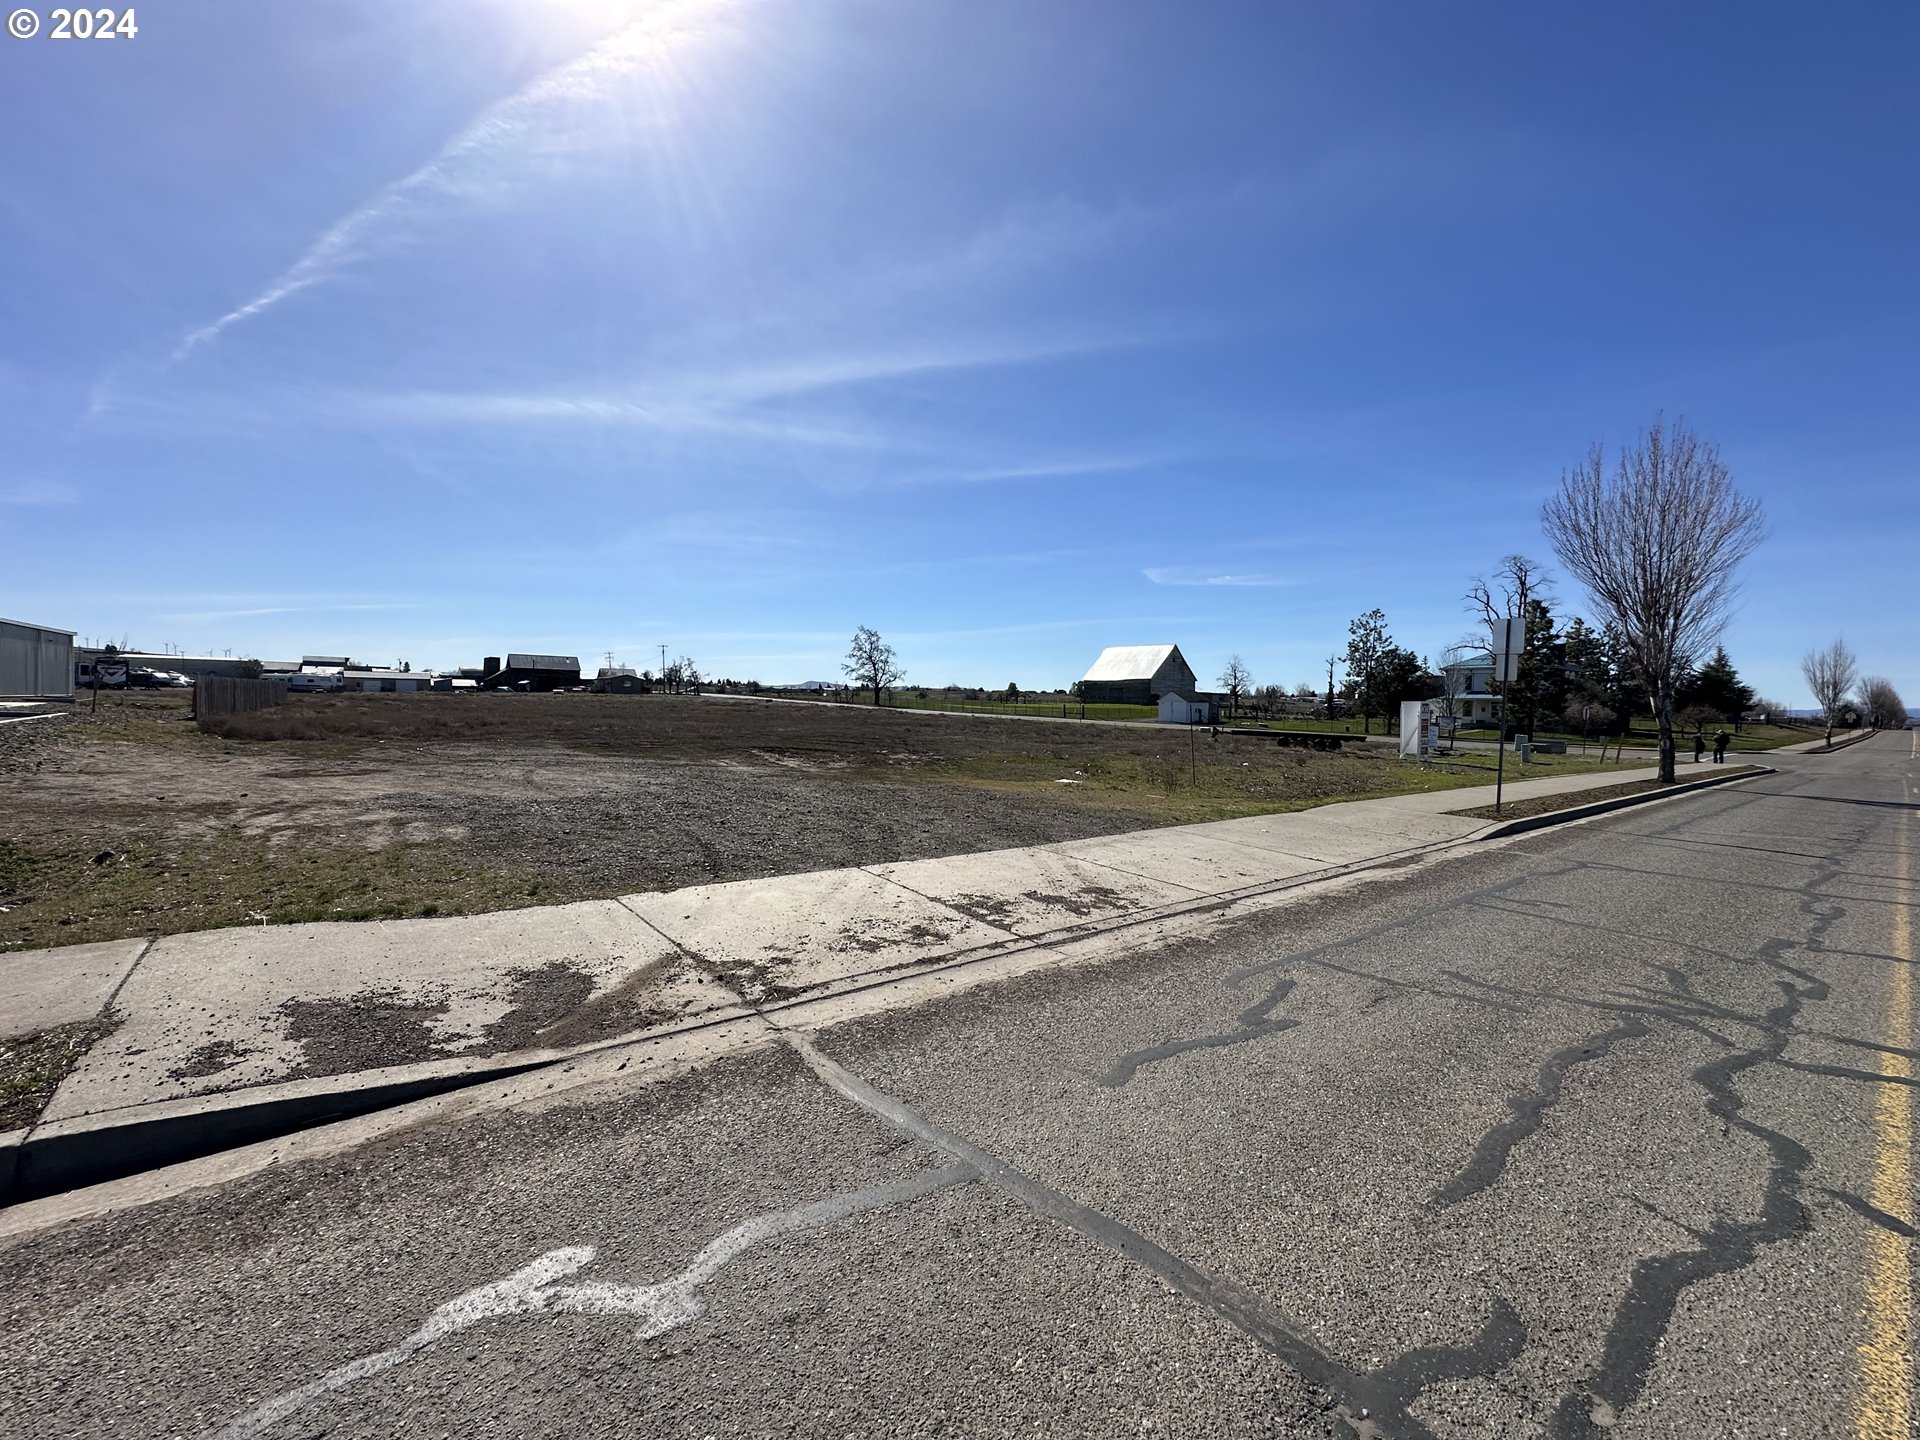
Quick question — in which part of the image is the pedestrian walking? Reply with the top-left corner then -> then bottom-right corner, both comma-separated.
1713,728 -> 1730,763
1693,733 -> 1706,764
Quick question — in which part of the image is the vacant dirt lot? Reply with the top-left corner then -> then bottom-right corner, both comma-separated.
1,692 -> 1608,952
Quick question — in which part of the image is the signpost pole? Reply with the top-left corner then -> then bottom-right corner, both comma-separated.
1495,692 -> 1506,815
1492,614 -> 1524,817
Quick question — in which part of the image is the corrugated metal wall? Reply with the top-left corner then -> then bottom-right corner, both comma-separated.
0,620 -> 75,698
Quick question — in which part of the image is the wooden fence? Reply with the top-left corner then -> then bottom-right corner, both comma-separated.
194,676 -> 289,729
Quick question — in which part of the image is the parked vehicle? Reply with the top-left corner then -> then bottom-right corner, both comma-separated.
286,672 -> 344,693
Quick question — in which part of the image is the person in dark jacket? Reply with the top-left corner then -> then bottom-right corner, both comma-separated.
1713,728 -> 1730,763
1694,733 -> 1707,764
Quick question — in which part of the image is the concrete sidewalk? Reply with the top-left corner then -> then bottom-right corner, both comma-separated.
4,757 -> 1771,1152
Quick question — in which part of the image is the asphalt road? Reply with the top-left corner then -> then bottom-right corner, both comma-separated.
3,737 -> 1913,1439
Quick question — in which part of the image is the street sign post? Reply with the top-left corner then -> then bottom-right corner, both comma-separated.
1492,615 -> 1526,815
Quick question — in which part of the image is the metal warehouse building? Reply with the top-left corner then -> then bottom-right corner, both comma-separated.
482,653 -> 582,691
0,617 -> 76,700
1076,644 -> 1197,705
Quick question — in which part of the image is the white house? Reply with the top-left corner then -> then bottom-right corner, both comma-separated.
1440,650 -> 1501,725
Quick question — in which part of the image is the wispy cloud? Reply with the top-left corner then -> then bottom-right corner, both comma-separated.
170,0 -> 740,361
911,453 -> 1183,485
152,601 -> 425,624
0,479 -> 80,506
368,329 -> 1147,428
1142,568 -> 1297,588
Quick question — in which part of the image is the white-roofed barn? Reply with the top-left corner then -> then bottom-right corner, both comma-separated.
1076,644 -> 1197,705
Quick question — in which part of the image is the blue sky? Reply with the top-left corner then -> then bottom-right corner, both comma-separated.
4,1 -> 1915,701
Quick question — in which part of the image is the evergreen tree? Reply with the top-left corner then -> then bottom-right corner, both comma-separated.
1600,619 -> 1648,729
1372,646 -> 1429,728
1343,609 -> 1392,734
1678,645 -> 1755,725
1561,616 -> 1614,736
1508,597 -> 1563,736
1562,617 -> 1607,691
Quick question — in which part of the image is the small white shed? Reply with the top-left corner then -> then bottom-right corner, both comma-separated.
1157,692 -> 1214,725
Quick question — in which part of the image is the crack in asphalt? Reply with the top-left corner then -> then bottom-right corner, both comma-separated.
1429,1017 -> 1653,1209
1540,845 -> 1862,1438
1076,785 -> 1901,1436
1818,1186 -> 1920,1239
786,1028 -> 1526,1440
1091,978 -> 1300,1087
1091,874 -> 1547,1089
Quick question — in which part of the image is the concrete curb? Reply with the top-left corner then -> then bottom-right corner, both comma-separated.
2,1053 -> 557,1205
1470,765 -> 1774,840
1805,729 -> 1878,754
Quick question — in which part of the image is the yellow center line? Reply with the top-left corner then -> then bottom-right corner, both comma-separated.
1858,819 -> 1915,1439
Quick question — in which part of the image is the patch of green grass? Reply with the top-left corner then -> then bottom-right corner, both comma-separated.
0,832 -> 559,953
1226,716 -> 1387,735
824,694 -> 1161,721
894,744 -> 1626,826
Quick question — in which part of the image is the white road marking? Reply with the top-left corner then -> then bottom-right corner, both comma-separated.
210,1165 -> 974,1439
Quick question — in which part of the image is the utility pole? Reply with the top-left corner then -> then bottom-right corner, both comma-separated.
660,644 -> 668,688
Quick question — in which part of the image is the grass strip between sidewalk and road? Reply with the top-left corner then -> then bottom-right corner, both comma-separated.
1446,765 -> 1764,822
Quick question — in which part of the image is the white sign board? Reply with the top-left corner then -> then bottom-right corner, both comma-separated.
1494,615 -> 1526,683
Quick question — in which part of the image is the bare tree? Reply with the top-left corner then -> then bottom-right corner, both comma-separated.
1465,555 -> 1553,738
1543,417 -> 1766,782
1465,555 -> 1553,637
1859,675 -> 1906,731
1800,640 -> 1857,744
843,626 -> 905,706
1435,642 -> 1475,738
1218,656 -> 1252,719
